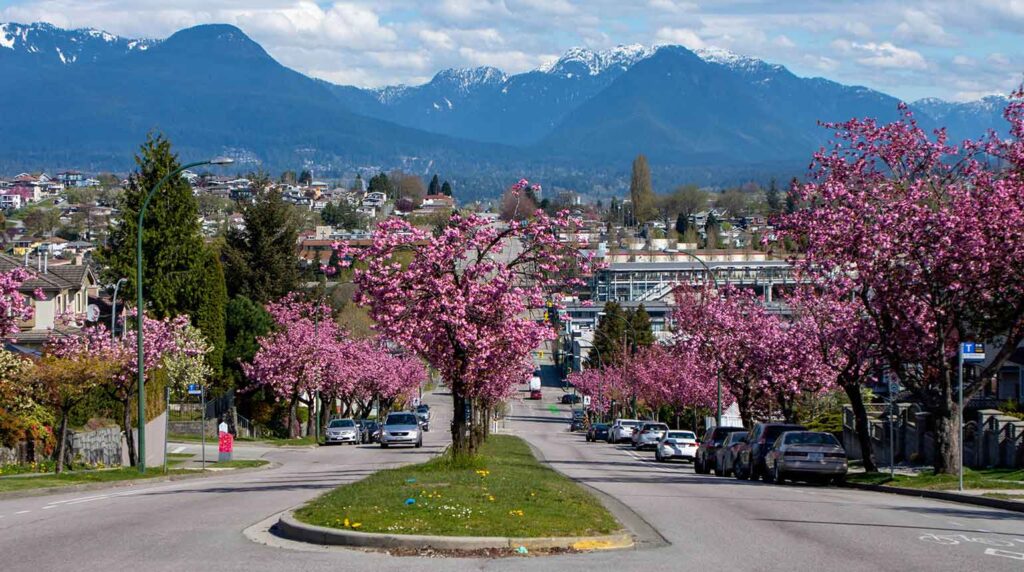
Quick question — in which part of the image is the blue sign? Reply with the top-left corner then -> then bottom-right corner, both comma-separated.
961,342 -> 986,362
187,384 -> 202,396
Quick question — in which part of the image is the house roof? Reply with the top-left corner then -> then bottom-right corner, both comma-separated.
0,253 -> 94,293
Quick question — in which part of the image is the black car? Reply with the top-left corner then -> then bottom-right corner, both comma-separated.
357,420 -> 381,444
570,418 -> 586,432
586,423 -> 610,442
561,393 -> 582,404
694,426 -> 746,474
734,422 -> 807,480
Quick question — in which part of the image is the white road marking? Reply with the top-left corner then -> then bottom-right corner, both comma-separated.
14,510 -> 29,515
949,521 -> 964,526
42,505 -> 56,510
172,446 -> 186,454
985,548 -> 1024,560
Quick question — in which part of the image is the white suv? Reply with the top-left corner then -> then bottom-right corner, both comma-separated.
608,419 -> 642,443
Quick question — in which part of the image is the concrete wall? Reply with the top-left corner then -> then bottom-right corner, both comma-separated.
123,411 -> 167,468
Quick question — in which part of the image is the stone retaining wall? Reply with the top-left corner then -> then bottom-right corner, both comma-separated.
65,427 -> 123,467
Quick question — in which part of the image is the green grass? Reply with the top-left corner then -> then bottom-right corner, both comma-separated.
848,468 -> 1024,491
262,436 -> 318,447
0,460 -> 268,493
167,433 -> 256,443
295,435 -> 619,537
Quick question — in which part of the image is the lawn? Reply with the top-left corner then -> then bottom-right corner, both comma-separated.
848,468 -> 1024,491
294,435 -> 619,537
0,460 -> 268,493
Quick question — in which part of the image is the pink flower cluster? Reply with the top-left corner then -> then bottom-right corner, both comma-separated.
0,268 -> 38,341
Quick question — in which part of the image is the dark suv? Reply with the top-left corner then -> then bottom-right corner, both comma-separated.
734,422 -> 806,480
694,426 -> 746,474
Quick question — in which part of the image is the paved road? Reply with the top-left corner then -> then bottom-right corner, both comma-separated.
3,380 -> 1024,571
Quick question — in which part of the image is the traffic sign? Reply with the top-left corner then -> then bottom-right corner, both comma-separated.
582,395 -> 591,407
961,342 -> 986,362
187,383 -> 202,396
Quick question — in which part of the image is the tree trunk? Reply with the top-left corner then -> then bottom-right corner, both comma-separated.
304,397 -> 315,440
54,411 -> 69,474
450,391 -> 475,457
843,383 -> 877,473
123,397 -> 137,467
287,393 -> 298,438
934,395 -> 960,474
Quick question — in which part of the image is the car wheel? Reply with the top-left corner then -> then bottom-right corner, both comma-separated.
655,451 -> 663,462
415,439 -> 423,448
832,474 -> 846,486
763,463 -> 775,483
734,464 -> 746,480
381,443 -> 389,448
695,457 -> 704,474
774,465 -> 785,485
713,462 -> 723,477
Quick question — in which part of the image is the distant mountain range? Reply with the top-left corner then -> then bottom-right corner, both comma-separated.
0,21 -> 1012,198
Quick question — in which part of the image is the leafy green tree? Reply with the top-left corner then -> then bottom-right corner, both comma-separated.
98,133 -> 206,319
223,296 -> 273,390
588,301 -> 628,368
222,173 -> 300,304
280,170 -> 297,185
428,174 -> 441,196
705,211 -> 721,249
23,208 -> 61,237
629,154 -> 656,225
715,189 -> 748,218
441,180 -> 453,197
321,201 -> 364,229
195,245 -> 227,380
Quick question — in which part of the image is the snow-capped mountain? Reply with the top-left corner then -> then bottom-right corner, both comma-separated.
0,22 -> 156,66
538,44 -> 655,77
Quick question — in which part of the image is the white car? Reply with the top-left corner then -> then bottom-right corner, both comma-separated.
380,412 -> 423,448
608,419 -> 642,443
325,418 -> 360,445
655,430 -> 699,462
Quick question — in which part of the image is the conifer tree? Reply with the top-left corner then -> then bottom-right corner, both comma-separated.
441,180 -> 453,197
428,174 -> 441,196
629,154 -> 656,225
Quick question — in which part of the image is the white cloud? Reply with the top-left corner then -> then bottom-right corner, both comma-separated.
653,27 -> 705,49
893,9 -> 956,47
850,42 -> 928,70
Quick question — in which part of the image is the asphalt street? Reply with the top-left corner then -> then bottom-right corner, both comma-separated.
2,379 -> 1023,571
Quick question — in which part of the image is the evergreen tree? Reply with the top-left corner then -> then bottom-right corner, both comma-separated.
98,133 -> 206,319
629,154 -> 655,226
222,295 -> 274,390
765,177 -> 781,214
298,169 -> 313,185
428,174 -> 441,196
352,173 -> 364,192
195,244 -> 227,380
222,173 -> 300,304
785,178 -> 800,215
675,212 -> 689,235
368,172 -> 394,198
280,170 -> 296,185
587,301 -> 627,368
705,212 -> 721,249
441,180 -> 453,197
629,304 -> 655,351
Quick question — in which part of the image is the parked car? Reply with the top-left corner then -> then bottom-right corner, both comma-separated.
587,423 -> 610,442
734,422 -> 807,480
608,419 -> 642,443
380,412 -> 423,448
694,426 -> 746,474
358,420 -> 381,444
530,388 -> 543,400
655,430 -> 698,462
763,431 -> 848,485
325,418 -> 360,445
570,418 -> 586,432
561,393 -> 582,404
633,422 -> 670,450
415,404 -> 430,421
714,431 -> 748,476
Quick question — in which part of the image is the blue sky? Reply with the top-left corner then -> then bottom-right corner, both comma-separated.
0,0 -> 1020,101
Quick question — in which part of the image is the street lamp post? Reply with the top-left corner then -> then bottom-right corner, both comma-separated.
110,278 -> 127,341
136,157 -> 232,473
674,251 -> 722,427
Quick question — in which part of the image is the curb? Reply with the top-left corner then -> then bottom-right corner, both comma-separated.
844,482 -> 1024,514
276,510 -> 634,551
0,461 -> 276,501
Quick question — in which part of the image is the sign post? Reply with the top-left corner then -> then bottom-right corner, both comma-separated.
958,342 -> 985,492
188,384 -> 205,470
888,376 -> 899,479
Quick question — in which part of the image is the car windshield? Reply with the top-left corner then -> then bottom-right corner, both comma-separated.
644,424 -> 668,431
329,419 -> 355,428
622,420 -> 641,427
416,405 -> 429,412
667,431 -> 695,440
711,427 -> 744,440
594,424 -> 608,429
386,414 -> 418,426
784,432 -> 840,446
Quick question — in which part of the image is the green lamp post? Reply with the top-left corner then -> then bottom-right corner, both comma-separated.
136,157 -> 233,473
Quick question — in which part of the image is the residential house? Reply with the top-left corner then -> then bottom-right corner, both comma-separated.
0,194 -> 23,210
57,171 -> 85,187
421,194 -> 454,209
0,253 -> 97,347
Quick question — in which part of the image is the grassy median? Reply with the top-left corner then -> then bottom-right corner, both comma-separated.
0,460 -> 269,493
295,435 -> 619,537
848,468 -> 1024,491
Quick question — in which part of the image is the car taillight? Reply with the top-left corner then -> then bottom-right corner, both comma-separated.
825,453 -> 846,458
784,451 -> 807,458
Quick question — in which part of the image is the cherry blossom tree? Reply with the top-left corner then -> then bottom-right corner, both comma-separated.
0,268 -> 36,341
775,94 -> 1024,474
332,180 -> 596,456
